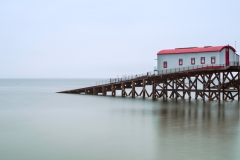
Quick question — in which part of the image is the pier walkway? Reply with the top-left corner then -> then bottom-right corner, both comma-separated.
58,62 -> 240,102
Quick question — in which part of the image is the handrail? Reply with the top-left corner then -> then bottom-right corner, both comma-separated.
96,61 -> 240,85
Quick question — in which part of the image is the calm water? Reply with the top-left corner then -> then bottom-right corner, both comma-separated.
0,79 -> 239,160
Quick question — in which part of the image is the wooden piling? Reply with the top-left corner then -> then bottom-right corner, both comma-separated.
58,66 -> 240,102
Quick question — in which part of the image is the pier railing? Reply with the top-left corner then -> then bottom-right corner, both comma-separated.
96,61 -> 240,85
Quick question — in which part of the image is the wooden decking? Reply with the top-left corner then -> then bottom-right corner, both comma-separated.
58,65 -> 240,102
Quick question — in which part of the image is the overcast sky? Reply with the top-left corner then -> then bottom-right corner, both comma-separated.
0,0 -> 240,78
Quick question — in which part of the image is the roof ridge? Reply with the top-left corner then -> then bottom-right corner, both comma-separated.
157,45 -> 236,55
175,47 -> 198,49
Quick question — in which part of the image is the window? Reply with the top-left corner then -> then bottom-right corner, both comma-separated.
163,61 -> 167,68
211,56 -> 216,64
191,58 -> 195,65
179,58 -> 183,66
200,57 -> 205,64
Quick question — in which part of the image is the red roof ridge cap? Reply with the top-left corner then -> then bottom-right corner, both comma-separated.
157,45 -> 236,55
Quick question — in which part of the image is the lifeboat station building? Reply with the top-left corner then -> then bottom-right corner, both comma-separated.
157,45 -> 239,71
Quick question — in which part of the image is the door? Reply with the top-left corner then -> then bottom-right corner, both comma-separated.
225,48 -> 229,66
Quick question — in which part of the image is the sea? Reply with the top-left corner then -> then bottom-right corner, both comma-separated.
0,79 -> 239,160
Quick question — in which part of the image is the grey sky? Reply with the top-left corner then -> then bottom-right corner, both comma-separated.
0,0 -> 239,78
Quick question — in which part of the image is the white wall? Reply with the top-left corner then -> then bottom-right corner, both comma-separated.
157,51 -> 220,71
219,49 -> 225,64
235,53 -> 240,63
230,49 -> 235,62
219,48 -> 237,64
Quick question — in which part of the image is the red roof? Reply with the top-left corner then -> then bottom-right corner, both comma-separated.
157,45 -> 236,55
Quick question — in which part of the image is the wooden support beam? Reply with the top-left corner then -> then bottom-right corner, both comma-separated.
93,87 -> 97,95
128,90 -> 132,96
132,81 -> 135,98
188,75 -> 191,100
238,71 -> 240,101
222,72 -> 226,100
182,77 -> 186,99
162,78 -> 166,99
172,76 -> 175,99
203,73 -> 206,101
102,86 -> 106,96
142,79 -> 146,99
146,90 -> 150,97
112,84 -> 115,96
217,72 -> 221,103
152,79 -> 156,100
121,83 -> 125,97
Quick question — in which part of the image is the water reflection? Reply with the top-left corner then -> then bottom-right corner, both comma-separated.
110,98 -> 240,160
154,100 -> 240,160
155,100 -> 239,132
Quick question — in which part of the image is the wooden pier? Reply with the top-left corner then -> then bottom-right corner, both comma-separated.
58,64 -> 240,102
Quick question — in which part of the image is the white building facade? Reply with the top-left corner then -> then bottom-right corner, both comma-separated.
157,45 -> 239,71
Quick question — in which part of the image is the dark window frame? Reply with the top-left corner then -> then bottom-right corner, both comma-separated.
163,61 -> 167,68
200,57 -> 205,64
211,56 -> 216,64
179,58 -> 183,66
191,58 -> 195,65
